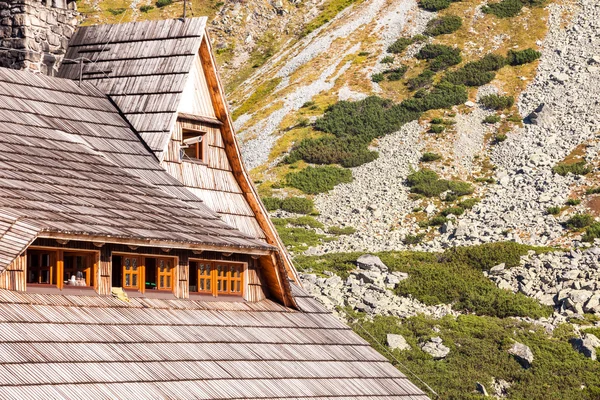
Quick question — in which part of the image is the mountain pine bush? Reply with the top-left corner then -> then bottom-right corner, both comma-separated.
443,53 -> 506,86
424,15 -> 463,36
479,94 -> 515,110
286,166 -> 353,194
482,0 -> 523,17
280,197 -> 315,214
507,48 -> 542,65
387,37 -> 413,54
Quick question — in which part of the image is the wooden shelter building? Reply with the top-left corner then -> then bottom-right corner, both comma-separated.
0,16 -> 429,399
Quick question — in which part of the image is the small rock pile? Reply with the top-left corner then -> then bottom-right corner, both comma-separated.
485,248 -> 600,316
300,254 -> 457,319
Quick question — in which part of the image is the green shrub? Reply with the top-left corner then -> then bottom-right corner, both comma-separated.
371,73 -> 384,83
108,7 -> 127,15
483,115 -> 501,124
547,206 -> 561,215
402,82 -> 468,112
441,242 -> 552,270
482,0 -> 523,18
139,5 -> 154,12
262,197 -> 282,211
431,118 -> 443,124
155,0 -> 172,7
507,48 -> 542,65
495,134 -> 507,143
315,96 -> 421,142
406,169 -> 473,198
286,166 -> 353,194
274,225 -> 326,252
424,15 -> 463,36
419,0 -> 451,11
565,198 -> 581,206
327,226 -> 357,235
479,94 -> 515,110
458,198 -> 479,209
586,187 -> 600,195
301,101 -> 316,108
583,222 -> 600,242
381,55 -> 395,64
358,51 -> 370,56
443,54 -> 505,87
552,161 -> 592,176
429,215 -> 448,226
280,197 -> 314,214
384,65 -> 408,81
565,213 -> 594,229
416,43 -> 460,61
403,233 -> 426,245
429,124 -> 445,133
387,37 -> 413,54
285,136 -> 379,168
406,70 -> 435,91
286,216 -> 324,229
441,206 -> 465,216
421,152 -> 442,162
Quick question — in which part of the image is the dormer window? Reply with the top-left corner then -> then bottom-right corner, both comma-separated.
181,129 -> 206,162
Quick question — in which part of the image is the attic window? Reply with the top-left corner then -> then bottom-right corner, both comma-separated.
189,260 -> 244,297
181,130 -> 206,162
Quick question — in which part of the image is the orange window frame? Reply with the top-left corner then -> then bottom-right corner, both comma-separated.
26,247 -> 99,291
191,260 -> 245,297
114,254 -> 176,294
156,257 -> 174,290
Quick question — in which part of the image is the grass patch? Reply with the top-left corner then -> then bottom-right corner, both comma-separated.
352,313 -> 600,399
552,161 -> 592,176
274,225 -> 326,252
586,187 -> 600,195
155,0 -> 172,7
381,56 -> 395,64
281,197 -> 315,214
301,0 -> 363,37
424,15 -> 463,37
418,0 -> 460,11
565,198 -> 581,206
482,0 -> 523,18
387,37 -> 413,54
139,5 -> 154,12
458,198 -> 479,209
403,233 -> 426,245
286,166 -> 353,194
232,78 -> 281,120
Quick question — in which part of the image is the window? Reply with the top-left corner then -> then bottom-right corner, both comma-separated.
26,248 -> 97,290
115,255 -> 174,293
27,250 -> 55,285
63,252 -> 94,287
190,260 -> 244,296
181,130 -> 205,162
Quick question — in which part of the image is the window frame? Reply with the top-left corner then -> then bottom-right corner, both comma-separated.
26,247 -> 99,291
189,259 -> 246,297
113,253 -> 177,294
181,128 -> 207,164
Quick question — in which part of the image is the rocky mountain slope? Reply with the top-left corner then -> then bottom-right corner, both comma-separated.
77,0 -> 600,397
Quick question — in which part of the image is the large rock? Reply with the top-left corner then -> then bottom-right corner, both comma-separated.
420,336 -> 450,359
387,334 -> 411,351
584,293 -> 600,313
572,333 -> 600,360
356,254 -> 388,272
508,342 -> 534,368
525,103 -> 553,127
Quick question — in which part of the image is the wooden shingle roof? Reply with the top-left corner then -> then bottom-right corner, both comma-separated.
0,285 -> 429,399
59,18 -> 207,158
0,66 -> 273,269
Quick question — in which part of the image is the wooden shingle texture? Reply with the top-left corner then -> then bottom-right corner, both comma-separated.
0,285 -> 429,399
0,66 -> 272,264
59,18 -> 207,159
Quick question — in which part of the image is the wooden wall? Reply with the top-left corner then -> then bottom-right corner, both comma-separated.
0,252 -> 25,291
162,120 -> 266,240
0,239 -> 269,302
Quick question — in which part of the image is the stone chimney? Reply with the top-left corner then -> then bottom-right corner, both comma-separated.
0,0 -> 79,75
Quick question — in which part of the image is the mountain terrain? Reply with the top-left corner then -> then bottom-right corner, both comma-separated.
77,0 -> 600,398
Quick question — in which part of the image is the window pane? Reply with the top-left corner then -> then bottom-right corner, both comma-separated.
132,258 -> 137,269
236,281 -> 241,292
132,275 -> 137,287
167,276 -> 171,288
199,279 -> 204,291
160,276 -> 164,288
125,258 -> 130,268
230,280 -> 235,292
125,275 -> 130,286
206,280 -> 211,291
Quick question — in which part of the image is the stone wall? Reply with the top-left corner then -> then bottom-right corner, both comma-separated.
0,0 -> 78,75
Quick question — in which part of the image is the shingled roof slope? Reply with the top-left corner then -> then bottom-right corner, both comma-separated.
0,286 -> 429,399
59,18 -> 207,157
0,66 -> 272,267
